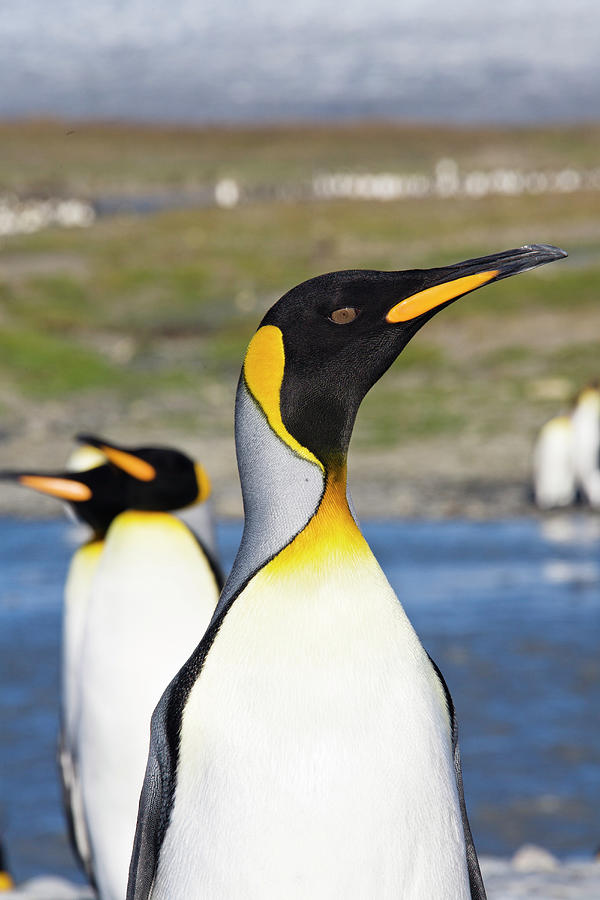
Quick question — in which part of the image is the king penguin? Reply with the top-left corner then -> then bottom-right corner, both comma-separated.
127,243 -> 566,900
0,452 -> 130,886
532,412 -> 577,510
571,382 -> 600,508
72,435 -> 223,900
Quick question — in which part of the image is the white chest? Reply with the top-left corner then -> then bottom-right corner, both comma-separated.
154,558 -> 470,899
62,541 -> 103,745
78,513 -> 219,900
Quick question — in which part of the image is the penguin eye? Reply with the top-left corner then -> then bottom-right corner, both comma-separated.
329,307 -> 358,325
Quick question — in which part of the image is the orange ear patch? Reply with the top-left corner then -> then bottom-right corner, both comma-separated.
243,325 -> 324,471
100,446 -> 156,482
386,270 -> 499,323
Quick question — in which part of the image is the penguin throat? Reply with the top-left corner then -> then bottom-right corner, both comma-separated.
213,380 -> 370,622
267,465 -> 370,577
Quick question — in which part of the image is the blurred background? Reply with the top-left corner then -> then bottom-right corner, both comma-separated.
0,0 -> 599,890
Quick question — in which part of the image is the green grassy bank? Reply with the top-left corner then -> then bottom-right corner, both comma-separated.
0,120 -> 598,516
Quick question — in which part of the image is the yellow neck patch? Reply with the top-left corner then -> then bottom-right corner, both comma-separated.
267,466 -> 369,577
243,325 -> 324,472
0,871 -> 14,891
81,538 -> 105,559
194,462 -> 212,503
108,509 -> 190,536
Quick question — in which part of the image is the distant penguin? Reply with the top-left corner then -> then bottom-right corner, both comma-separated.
532,413 -> 576,509
73,435 -> 223,900
571,382 -> 600,508
0,456 -> 130,884
128,244 -> 567,900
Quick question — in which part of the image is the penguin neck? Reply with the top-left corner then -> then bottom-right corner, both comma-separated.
271,462 -> 372,579
232,377 -> 367,586
109,509 -> 178,533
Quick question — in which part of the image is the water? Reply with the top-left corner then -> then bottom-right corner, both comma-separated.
1,0 -> 599,123
0,515 -> 599,882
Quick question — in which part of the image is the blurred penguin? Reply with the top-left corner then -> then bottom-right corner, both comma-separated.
532,412 -> 576,510
0,453 -> 130,885
571,382 -> 600,508
73,435 -> 223,900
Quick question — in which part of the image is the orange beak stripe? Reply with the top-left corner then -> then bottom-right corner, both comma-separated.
100,446 -> 156,482
19,475 -> 92,502
386,270 -> 499,323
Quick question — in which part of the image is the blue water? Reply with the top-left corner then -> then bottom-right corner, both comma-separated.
1,0 -> 599,123
1,515 -> 599,882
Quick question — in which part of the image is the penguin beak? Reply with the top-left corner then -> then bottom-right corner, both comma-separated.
0,470 -> 93,502
386,243 -> 567,323
76,434 -> 156,482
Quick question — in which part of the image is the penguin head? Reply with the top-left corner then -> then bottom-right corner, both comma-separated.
576,380 -> 600,412
244,244 -> 567,468
0,461 -> 129,538
75,435 -> 211,512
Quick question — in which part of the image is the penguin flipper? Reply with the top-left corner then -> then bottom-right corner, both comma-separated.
128,610 -> 231,900
57,729 -> 79,861
127,692 -> 175,900
57,728 -> 96,888
428,656 -> 487,900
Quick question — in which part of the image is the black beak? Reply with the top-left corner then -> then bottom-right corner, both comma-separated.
386,243 -> 568,323
439,243 -> 568,283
